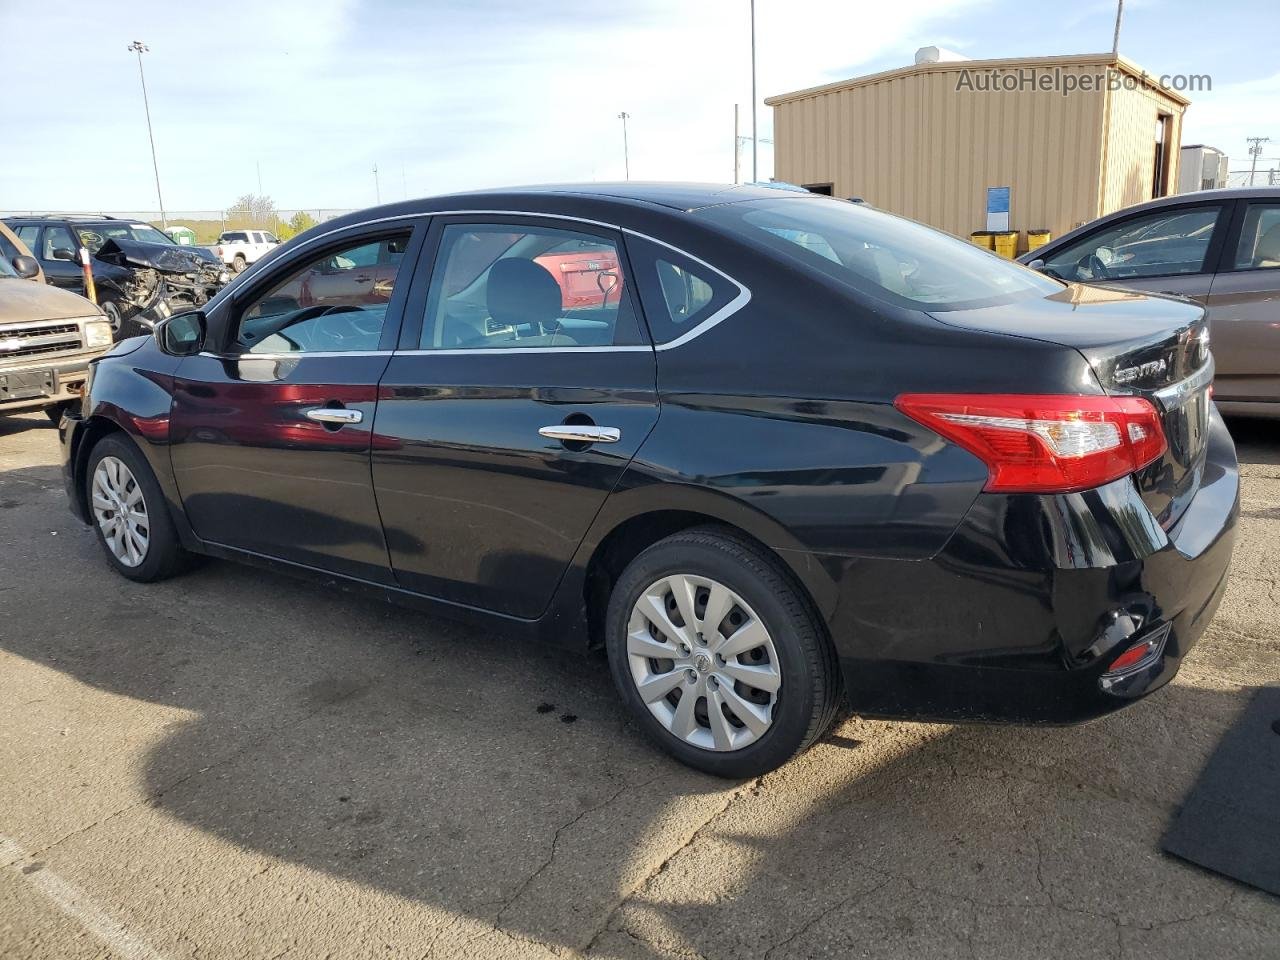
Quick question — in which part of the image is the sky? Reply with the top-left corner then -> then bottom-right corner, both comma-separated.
1,0 -> 1277,214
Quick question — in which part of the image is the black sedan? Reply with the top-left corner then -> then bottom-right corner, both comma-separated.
60,183 -> 1238,777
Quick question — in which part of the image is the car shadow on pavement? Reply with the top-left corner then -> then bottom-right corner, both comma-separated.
2,456 -> 1277,959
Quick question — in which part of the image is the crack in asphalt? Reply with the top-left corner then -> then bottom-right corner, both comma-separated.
493,773 -> 660,926
580,775 -> 763,955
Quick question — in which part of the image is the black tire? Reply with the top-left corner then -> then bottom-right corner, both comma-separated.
100,299 -> 123,334
605,527 -> 842,779
84,433 -> 191,583
232,254 -> 247,273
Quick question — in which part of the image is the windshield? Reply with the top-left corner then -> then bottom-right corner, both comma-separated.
76,222 -> 174,254
0,254 -> 17,279
700,197 -> 1061,311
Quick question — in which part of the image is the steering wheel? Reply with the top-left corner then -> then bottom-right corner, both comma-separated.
1082,253 -> 1110,281
312,306 -> 378,347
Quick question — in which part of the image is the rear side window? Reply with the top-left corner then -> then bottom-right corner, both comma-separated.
699,197 -> 1059,311
14,225 -> 41,253
419,222 -> 643,350
627,239 -> 739,344
1233,203 -> 1280,270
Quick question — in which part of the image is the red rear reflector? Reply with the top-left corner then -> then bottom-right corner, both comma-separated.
1108,641 -> 1156,672
894,393 -> 1167,494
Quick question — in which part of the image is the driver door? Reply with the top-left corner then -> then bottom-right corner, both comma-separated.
167,223 -> 425,583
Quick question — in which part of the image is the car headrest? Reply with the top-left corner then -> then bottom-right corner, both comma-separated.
487,258 -> 562,328
1255,223 -> 1280,264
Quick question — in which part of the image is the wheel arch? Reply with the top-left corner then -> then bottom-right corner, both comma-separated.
572,493 -> 839,652
68,415 -> 126,522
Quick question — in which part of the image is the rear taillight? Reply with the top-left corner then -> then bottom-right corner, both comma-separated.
894,393 -> 1166,494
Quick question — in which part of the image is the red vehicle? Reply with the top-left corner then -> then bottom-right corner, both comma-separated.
534,239 -> 621,308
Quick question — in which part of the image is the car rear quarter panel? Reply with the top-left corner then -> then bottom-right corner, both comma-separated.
557,243 -> 1102,629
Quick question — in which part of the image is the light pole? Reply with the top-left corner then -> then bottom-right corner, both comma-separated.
750,0 -> 758,183
618,112 -> 631,180
127,41 -> 166,229
373,163 -> 381,204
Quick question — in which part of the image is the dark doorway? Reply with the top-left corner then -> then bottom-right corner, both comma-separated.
1152,115 -> 1173,199
803,183 -> 834,196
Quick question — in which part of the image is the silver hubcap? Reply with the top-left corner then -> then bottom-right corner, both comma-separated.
627,574 -> 781,752
91,456 -> 149,567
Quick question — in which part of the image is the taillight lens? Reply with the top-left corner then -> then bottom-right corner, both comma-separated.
894,393 -> 1166,494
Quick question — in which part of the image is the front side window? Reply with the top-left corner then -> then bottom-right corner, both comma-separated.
420,223 -> 640,349
233,233 -> 411,354
1233,204 -> 1280,270
700,197 -> 1059,311
1042,206 -> 1222,282
41,226 -> 77,260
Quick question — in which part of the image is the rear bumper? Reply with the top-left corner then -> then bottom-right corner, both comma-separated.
825,406 -> 1239,724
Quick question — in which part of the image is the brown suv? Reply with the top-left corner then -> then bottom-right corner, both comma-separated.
0,241 -> 114,420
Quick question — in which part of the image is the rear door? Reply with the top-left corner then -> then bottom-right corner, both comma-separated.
372,216 -> 659,618
168,222 -> 425,582
1203,200 -> 1280,405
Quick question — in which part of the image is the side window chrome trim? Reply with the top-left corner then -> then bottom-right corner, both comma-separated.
270,209 -> 752,354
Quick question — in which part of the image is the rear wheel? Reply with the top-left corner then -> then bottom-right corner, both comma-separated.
605,527 -> 841,778
85,433 -> 190,582
232,253 -> 247,273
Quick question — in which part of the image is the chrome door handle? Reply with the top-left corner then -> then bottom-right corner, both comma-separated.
539,424 -> 621,443
305,407 -> 363,425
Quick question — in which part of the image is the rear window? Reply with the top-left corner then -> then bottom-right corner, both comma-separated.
700,197 -> 1060,311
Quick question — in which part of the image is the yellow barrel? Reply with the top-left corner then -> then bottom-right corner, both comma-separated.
969,231 -> 994,250
992,231 -> 1019,259
1026,229 -> 1052,252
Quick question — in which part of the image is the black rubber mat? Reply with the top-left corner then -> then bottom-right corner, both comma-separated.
1162,685 -> 1280,896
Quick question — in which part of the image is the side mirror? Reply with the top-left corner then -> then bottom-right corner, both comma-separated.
11,255 -> 40,279
157,311 -> 206,356
1025,258 -> 1046,271
51,247 -> 77,262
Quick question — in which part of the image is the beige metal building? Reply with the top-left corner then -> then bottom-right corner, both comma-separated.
766,52 -> 1191,248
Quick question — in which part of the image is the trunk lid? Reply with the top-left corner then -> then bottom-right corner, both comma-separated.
931,283 -> 1213,529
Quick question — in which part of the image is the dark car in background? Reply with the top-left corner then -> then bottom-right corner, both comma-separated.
3,215 -> 228,338
1020,187 -> 1280,418
60,184 -> 1237,777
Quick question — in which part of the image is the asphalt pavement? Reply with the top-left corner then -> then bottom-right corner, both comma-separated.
2,410 -> 1278,959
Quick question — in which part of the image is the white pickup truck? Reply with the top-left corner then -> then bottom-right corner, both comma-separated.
212,230 -> 279,273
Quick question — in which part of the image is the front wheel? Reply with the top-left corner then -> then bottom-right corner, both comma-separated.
85,433 -> 191,582
605,527 -> 842,778
100,299 -> 123,335
232,254 -> 247,273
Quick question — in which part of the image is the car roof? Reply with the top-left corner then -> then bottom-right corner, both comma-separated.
417,181 -> 823,213
1102,187 -> 1280,216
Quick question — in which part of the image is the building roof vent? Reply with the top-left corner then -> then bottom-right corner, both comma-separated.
914,46 -> 970,65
